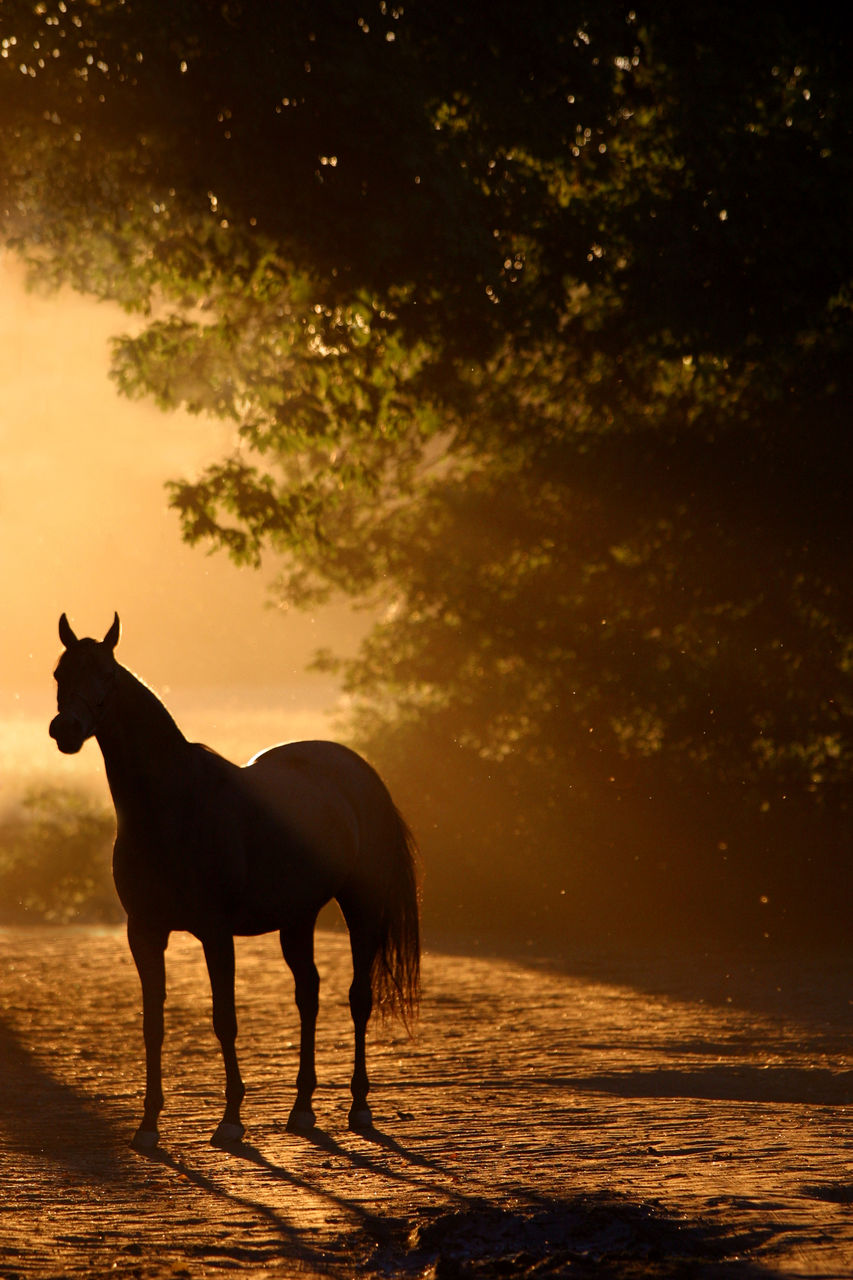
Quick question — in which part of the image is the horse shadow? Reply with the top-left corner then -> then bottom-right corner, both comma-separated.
128,1121 -> 452,1276
134,1121 -> 778,1277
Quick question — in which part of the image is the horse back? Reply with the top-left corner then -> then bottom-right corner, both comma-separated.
113,738 -> 399,936
233,740 -> 400,924
242,739 -> 396,850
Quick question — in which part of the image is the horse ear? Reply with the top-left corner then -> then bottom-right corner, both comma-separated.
58,613 -> 78,648
103,612 -> 121,651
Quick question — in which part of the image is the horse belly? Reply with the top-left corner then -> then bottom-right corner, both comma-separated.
112,823 -> 252,935
229,830 -> 341,933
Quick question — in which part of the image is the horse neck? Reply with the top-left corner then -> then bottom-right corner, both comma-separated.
96,665 -> 190,811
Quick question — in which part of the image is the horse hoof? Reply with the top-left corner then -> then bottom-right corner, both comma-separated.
211,1121 -> 245,1147
348,1106 -> 373,1131
285,1106 -> 316,1133
131,1127 -> 159,1150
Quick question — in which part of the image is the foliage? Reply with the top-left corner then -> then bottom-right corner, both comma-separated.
1,3 -> 852,940
0,786 -> 119,924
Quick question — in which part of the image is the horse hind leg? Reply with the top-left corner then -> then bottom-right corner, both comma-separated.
346,917 -> 380,1131
280,921 -> 320,1131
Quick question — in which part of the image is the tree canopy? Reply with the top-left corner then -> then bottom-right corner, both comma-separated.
3,1 -> 852,943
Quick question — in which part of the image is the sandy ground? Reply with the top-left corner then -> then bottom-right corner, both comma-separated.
0,927 -> 850,1279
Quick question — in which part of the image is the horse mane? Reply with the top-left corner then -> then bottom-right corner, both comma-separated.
194,741 -> 228,761
115,663 -> 186,743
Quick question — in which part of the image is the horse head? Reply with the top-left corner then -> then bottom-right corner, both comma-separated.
49,613 -> 121,753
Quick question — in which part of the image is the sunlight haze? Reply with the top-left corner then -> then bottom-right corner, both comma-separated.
0,254 -> 361,793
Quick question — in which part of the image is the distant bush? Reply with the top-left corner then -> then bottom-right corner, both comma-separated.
0,785 -> 121,924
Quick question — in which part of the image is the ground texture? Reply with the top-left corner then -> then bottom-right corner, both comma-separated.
0,927 -> 850,1278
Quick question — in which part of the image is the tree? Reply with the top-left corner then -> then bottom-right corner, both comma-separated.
2,2 -> 852,942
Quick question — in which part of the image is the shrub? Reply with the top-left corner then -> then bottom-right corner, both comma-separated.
0,785 -> 121,924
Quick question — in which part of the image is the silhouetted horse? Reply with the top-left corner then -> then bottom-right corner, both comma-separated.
49,613 -> 419,1148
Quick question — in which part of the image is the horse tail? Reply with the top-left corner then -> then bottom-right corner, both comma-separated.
372,806 -> 421,1028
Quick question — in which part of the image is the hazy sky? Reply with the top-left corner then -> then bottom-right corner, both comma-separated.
0,253 -> 363,792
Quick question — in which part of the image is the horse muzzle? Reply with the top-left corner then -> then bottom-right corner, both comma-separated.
49,712 -> 89,754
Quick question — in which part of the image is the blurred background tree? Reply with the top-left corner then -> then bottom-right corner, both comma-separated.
2,1 -> 851,943
0,787 -> 118,923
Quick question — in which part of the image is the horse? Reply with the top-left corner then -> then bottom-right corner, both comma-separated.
49,613 -> 419,1149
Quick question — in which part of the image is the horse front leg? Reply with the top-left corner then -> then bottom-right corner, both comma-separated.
202,932 -> 246,1146
127,918 -> 169,1149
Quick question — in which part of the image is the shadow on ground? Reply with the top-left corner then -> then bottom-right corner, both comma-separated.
563,1064 -> 853,1106
378,1193 -> 776,1279
133,1124 -> 778,1278
428,934 -> 853,1036
0,1013 -> 134,1182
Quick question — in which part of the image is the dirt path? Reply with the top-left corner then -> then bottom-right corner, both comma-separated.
0,928 -> 849,1278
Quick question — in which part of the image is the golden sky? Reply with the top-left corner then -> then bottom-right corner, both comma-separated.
0,254 -> 361,791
